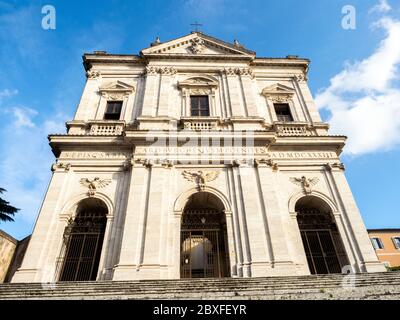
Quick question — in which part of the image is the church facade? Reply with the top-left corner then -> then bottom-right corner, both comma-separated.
12,32 -> 385,283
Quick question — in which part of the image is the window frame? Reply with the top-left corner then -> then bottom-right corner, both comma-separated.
274,103 -> 294,122
392,237 -> 400,249
190,95 -> 210,117
104,100 -> 123,120
371,237 -> 384,250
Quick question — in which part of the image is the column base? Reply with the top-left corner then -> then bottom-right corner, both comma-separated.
361,260 -> 387,273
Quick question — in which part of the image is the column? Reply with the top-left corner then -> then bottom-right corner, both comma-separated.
223,68 -> 244,117
233,161 -> 271,277
238,68 -> 258,117
12,163 -> 71,283
328,169 -> 386,273
113,160 -> 151,280
157,67 -> 176,117
139,163 -> 169,278
256,161 -> 296,274
141,66 -> 159,117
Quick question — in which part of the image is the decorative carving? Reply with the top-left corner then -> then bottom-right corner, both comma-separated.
159,66 -> 177,75
221,67 -> 253,78
267,95 -> 292,103
188,37 -> 205,54
236,67 -> 254,78
325,162 -> 345,171
222,67 -> 236,76
99,81 -> 135,101
145,66 -> 159,75
86,70 -> 101,79
261,83 -> 295,104
290,176 -> 319,194
255,159 -> 279,171
182,170 -> 219,190
101,92 -> 129,101
51,162 -> 71,172
131,158 -> 153,168
80,177 -> 111,196
294,73 -> 308,82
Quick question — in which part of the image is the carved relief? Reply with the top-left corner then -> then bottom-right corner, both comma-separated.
182,170 -> 219,190
221,67 -> 253,78
51,162 -> 71,172
261,83 -> 295,104
86,70 -> 101,79
99,80 -> 135,102
144,66 -> 177,75
145,66 -> 159,75
188,37 -> 205,54
294,73 -> 308,82
80,177 -> 111,196
290,176 -> 319,194
255,158 -> 279,171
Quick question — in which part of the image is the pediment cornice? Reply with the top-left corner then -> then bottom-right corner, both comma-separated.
141,32 -> 255,60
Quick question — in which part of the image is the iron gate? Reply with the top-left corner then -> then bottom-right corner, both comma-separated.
301,230 -> 342,274
58,211 -> 106,281
180,209 -> 229,278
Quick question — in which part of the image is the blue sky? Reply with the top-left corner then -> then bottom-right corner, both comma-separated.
0,0 -> 399,239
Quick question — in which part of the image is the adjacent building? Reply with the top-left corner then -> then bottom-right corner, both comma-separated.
368,229 -> 400,268
12,32 -> 386,283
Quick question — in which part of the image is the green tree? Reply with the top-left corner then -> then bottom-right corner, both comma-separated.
0,188 -> 19,222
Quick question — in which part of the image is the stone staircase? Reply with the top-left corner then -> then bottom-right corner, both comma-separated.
1,272 -> 400,300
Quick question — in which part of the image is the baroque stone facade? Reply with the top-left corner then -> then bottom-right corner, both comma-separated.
12,32 -> 385,283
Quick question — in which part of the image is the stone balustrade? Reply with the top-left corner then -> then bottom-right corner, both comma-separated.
181,117 -> 222,131
274,122 -> 316,136
89,121 -> 125,136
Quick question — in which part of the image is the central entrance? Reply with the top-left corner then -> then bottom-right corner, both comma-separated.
180,192 -> 230,278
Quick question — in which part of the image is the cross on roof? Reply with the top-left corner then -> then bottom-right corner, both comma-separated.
190,21 -> 203,32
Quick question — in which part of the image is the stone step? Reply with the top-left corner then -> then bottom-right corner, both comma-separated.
1,272 -> 399,300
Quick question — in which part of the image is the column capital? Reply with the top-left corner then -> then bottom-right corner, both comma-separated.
51,162 -> 71,172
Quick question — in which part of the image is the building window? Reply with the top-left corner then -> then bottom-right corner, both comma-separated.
392,237 -> 400,249
371,237 -> 384,250
190,95 -> 210,116
274,103 -> 293,122
104,101 -> 122,120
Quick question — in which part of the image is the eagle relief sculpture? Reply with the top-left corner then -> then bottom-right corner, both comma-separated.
80,177 -> 111,196
290,176 -> 319,194
182,170 -> 219,191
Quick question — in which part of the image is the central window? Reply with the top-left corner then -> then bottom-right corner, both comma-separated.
274,103 -> 293,122
104,101 -> 122,120
190,95 -> 210,117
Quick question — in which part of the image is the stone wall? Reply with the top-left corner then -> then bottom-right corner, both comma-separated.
0,230 -> 17,283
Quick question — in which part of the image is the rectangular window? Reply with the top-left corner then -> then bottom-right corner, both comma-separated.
104,101 -> 122,120
392,237 -> 400,249
371,237 -> 384,250
274,103 -> 293,122
190,95 -> 210,117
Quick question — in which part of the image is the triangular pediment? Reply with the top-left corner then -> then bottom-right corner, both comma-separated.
141,32 -> 255,58
99,81 -> 135,92
262,83 -> 295,96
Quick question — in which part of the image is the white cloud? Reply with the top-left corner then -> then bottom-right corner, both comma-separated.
12,106 -> 38,128
369,0 -> 392,14
0,88 -> 18,104
315,9 -> 400,155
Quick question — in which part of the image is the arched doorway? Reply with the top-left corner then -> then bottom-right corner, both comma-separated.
295,196 -> 349,274
180,192 -> 230,278
58,198 -> 107,281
